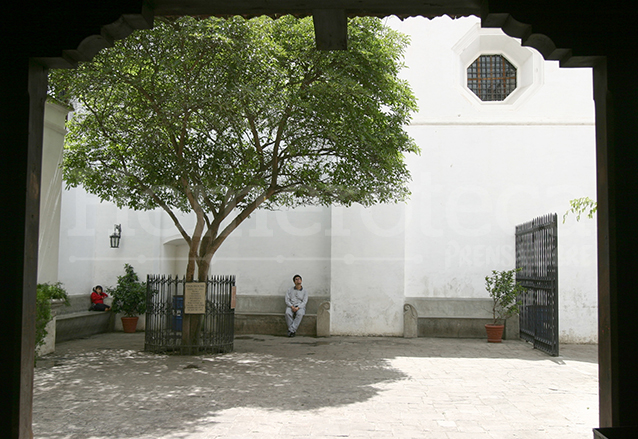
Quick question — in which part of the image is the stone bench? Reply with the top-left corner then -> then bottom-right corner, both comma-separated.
55,295 -> 115,342
234,295 -> 330,337
403,297 -> 519,340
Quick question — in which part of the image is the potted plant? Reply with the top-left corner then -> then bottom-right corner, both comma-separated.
484,268 -> 526,343
108,264 -> 147,333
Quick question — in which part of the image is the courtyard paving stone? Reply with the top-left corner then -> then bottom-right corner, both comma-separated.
33,333 -> 598,438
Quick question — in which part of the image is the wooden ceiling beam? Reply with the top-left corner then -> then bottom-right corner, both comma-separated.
313,9 -> 347,50
151,0 -> 482,19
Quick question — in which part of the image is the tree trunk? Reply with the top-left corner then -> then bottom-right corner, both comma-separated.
185,249 -> 197,282
197,259 -> 210,282
182,250 -> 210,354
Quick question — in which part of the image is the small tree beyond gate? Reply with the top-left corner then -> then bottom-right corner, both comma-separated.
145,275 -> 235,354
515,213 -> 559,356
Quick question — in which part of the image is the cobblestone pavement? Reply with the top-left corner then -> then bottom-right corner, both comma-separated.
33,333 -> 598,439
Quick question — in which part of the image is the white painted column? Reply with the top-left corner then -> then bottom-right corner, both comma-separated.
38,102 -> 69,283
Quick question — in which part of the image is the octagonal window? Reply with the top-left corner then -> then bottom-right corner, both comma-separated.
467,55 -> 517,101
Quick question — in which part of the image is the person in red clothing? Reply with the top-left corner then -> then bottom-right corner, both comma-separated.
90,285 -> 111,311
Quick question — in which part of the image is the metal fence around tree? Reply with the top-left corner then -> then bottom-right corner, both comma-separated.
145,275 -> 235,354
515,213 -> 559,356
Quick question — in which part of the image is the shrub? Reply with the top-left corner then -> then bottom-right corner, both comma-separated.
35,282 -> 70,350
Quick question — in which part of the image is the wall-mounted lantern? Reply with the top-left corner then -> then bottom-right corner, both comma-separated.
110,224 -> 122,248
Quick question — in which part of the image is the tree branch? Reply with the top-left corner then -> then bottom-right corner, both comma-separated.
203,187 -> 277,263
247,116 -> 265,169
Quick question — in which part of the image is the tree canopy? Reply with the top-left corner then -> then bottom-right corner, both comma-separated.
49,15 -> 419,281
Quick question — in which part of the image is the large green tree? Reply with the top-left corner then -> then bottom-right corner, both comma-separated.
50,15 -> 418,281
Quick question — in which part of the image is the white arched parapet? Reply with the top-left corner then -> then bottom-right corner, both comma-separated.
452,23 -> 543,108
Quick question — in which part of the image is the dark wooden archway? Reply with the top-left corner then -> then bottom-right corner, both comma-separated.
3,1 -> 636,437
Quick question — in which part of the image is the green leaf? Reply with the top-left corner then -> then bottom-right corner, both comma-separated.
563,197 -> 597,223
485,268 -> 526,324
35,283 -> 70,350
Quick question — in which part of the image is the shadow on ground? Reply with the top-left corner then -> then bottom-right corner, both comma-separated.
32,333 -> 597,438
34,335 -> 405,438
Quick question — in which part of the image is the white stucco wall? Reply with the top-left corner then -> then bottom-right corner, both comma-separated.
169,206 -> 332,296
49,16 -> 597,342
558,216 -> 598,343
330,204 -> 406,335
390,15 -> 597,342
58,189 -> 167,295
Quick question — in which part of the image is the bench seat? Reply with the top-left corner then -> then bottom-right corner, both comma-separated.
404,297 -> 519,340
234,312 -> 317,336
55,295 -> 115,342
234,295 -> 329,336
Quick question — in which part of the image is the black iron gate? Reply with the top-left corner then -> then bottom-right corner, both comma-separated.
145,275 -> 235,354
515,213 -> 559,356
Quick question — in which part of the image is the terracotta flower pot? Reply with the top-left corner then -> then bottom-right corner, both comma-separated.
121,316 -> 139,333
485,324 -> 504,343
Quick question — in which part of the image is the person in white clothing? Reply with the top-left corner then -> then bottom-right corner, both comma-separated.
285,274 -> 308,337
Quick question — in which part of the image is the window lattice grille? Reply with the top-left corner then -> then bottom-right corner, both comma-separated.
467,55 -> 517,101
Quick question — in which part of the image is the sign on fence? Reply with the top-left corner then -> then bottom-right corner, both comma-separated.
184,282 -> 206,314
